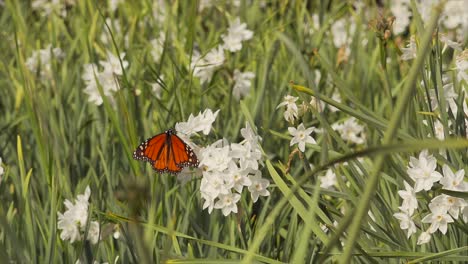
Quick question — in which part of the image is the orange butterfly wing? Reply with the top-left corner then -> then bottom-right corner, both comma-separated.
133,129 -> 199,174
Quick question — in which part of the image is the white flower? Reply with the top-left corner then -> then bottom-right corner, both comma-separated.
226,162 -> 252,193
150,32 -> 166,62
319,169 -> 337,189
439,34 -> 462,51
277,95 -> 299,123
330,18 -> 355,48
423,119 -> 450,140
57,186 -> 92,243
25,44 -> 64,80
100,51 -> 128,76
331,117 -> 366,144
288,123 -> 317,152
191,46 -> 225,84
199,144 -> 231,172
430,83 -> 459,114
391,0 -> 411,35
214,193 -> 241,216
175,109 -> 220,137
82,51 -> 129,106
150,75 -> 164,99
422,202 -> 454,234
222,17 -> 253,52
232,70 -> 255,100
230,143 -> 261,171
401,36 -> 417,61
393,211 -> 417,238
309,96 -> 325,113
109,0 -> 123,12
397,181 -> 418,216
58,212 -> 81,243
248,171 -> 270,202
406,150 -> 442,192
430,194 -> 467,220
328,91 -> 341,113
86,221 -> 100,245
417,231 -> 431,245
440,165 -> 468,192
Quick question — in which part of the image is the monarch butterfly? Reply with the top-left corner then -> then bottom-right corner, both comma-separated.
133,129 -> 199,174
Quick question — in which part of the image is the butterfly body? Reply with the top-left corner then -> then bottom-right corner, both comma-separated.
133,129 -> 199,174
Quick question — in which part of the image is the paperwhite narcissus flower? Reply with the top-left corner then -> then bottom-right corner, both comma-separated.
330,18 -> 355,48
150,75 -> 164,99
331,117 -> 366,144
422,202 -> 454,234
222,17 -> 253,52
214,193 -> 241,216
440,165 -> 468,192
439,34 -> 462,51
417,231 -> 431,245
248,171 -> 270,202
232,70 -> 255,100
328,91 -> 342,112
319,169 -> 337,189
86,221 -> 101,245
430,194 -> 467,220
288,123 -> 317,152
82,51 -> 129,106
393,211 -> 417,238
309,97 -> 325,113
57,186 -> 101,244
406,150 -> 442,192
194,120 -> 269,216
175,109 -> 220,138
391,0 -> 411,35
26,44 -> 64,80
401,36 -> 417,61
100,51 -> 128,75
191,46 -> 225,84
429,83 -> 459,115
277,95 -> 299,123
397,181 -> 418,216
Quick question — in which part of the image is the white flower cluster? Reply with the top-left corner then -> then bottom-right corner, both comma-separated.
190,17 -> 254,98
391,0 -> 411,35
174,109 -> 270,216
331,117 -> 366,145
232,69 -> 255,100
57,186 -> 100,244
25,44 -> 64,80
221,18 -> 253,52
393,150 -> 468,244
82,51 -> 129,105
191,47 -> 225,84
276,94 -> 340,124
